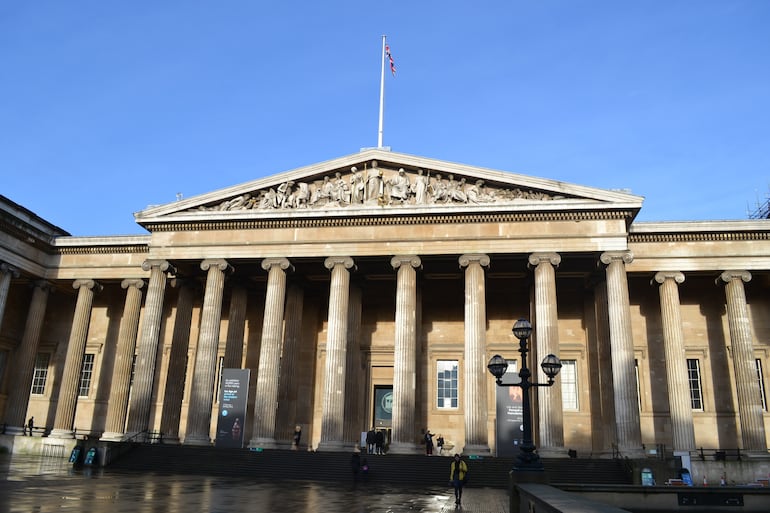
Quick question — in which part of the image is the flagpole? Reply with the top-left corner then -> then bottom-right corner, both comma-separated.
378,34 -> 386,148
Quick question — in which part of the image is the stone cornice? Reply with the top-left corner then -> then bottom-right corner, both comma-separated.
629,231 -> 770,243
143,209 -> 634,232
57,244 -> 150,255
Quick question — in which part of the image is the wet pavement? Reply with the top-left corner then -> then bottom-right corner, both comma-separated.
0,454 -> 509,513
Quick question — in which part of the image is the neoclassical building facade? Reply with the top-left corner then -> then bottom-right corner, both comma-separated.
1,149 -> 768,458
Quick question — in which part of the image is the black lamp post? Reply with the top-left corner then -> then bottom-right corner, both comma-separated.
487,318 -> 562,471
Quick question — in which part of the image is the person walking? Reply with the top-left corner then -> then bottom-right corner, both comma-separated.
375,429 -> 385,455
436,434 -> 445,455
26,417 -> 34,436
366,428 -> 376,454
350,450 -> 361,482
293,425 -> 302,450
449,454 -> 468,505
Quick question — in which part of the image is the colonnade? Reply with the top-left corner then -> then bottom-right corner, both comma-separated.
0,252 -> 766,455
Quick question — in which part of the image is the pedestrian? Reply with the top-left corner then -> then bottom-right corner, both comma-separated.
366,428 -> 376,454
293,425 -> 302,450
360,457 -> 369,481
26,417 -> 34,436
449,454 -> 468,505
375,429 -> 385,455
424,429 -> 434,455
350,450 -> 361,482
437,434 -> 445,455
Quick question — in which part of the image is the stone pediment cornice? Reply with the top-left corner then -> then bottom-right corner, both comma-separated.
142,209 -> 636,232
629,220 -> 770,243
134,149 -> 643,230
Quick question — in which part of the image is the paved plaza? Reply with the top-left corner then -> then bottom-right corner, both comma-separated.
0,454 -> 510,513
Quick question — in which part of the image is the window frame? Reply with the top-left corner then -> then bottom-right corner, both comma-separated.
436,359 -> 459,410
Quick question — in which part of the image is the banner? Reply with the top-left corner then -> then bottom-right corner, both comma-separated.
215,368 -> 250,448
373,386 -> 393,428
495,362 -> 523,457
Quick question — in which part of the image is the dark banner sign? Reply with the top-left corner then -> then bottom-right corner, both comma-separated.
374,386 -> 393,428
215,368 -> 250,448
495,364 -> 523,457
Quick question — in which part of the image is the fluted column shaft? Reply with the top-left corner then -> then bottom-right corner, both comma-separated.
600,251 -> 643,456
654,272 -> 696,451
529,252 -> 564,451
389,255 -> 421,453
343,284 -> 363,443
318,256 -> 355,451
185,259 -> 231,445
250,258 -> 292,448
160,279 -> 197,444
223,286 -> 248,369
101,279 -> 145,441
0,263 -> 19,330
592,281 -> 616,450
51,279 -> 101,438
459,253 -> 491,455
127,259 -> 174,438
719,271 -> 767,451
3,280 -> 51,434
276,283 -> 305,443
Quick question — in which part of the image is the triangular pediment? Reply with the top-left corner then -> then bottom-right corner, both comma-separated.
134,149 -> 643,228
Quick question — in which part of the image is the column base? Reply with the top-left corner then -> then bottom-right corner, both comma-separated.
183,434 -> 212,446
100,431 -> 126,442
462,443 -> 491,456
247,437 -> 279,450
4,426 -> 24,436
537,446 -> 569,459
48,429 -> 75,439
316,440 -> 350,452
387,441 -> 421,454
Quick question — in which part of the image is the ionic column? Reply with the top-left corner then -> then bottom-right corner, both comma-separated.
0,263 -> 19,330
459,253 -> 491,455
250,257 -> 292,448
317,256 -> 355,451
185,259 -> 232,445
3,280 -> 52,435
718,270 -> 767,452
389,255 -> 422,453
101,279 -> 145,441
50,279 -> 102,439
528,252 -> 564,454
160,278 -> 197,444
126,259 -> 175,439
599,251 -> 643,457
276,282 -> 305,444
592,280 -> 616,451
223,285 -> 248,369
653,272 -> 696,452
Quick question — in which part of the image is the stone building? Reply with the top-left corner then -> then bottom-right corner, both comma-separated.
1,149 -> 768,458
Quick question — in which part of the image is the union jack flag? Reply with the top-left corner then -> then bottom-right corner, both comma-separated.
385,44 -> 396,76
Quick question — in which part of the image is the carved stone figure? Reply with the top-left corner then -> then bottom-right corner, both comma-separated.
387,168 -> 410,204
350,167 -> 366,204
412,169 -> 429,205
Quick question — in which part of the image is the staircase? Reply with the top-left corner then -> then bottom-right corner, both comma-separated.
105,444 -> 633,488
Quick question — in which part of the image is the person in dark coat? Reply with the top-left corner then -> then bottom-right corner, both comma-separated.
366,428 -> 376,454
350,451 -> 361,481
375,429 -> 385,455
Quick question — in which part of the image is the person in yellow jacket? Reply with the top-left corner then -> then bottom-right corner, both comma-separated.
449,454 -> 468,505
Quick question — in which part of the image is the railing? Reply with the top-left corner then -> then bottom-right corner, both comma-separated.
695,447 -> 742,461
123,430 -> 164,444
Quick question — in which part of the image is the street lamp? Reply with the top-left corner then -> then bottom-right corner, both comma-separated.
487,318 -> 562,471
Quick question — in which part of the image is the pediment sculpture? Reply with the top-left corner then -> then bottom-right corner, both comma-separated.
192,161 -> 566,212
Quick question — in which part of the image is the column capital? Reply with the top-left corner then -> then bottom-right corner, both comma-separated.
324,256 -> 355,271
121,278 -> 145,290
599,251 -> 633,266
200,259 -> 233,273
73,279 -> 102,293
0,262 -> 20,278
528,252 -> 561,268
717,270 -> 752,285
653,271 -> 685,286
30,279 -> 54,293
391,255 -> 422,270
458,253 -> 490,268
141,259 -> 176,274
261,257 -> 293,272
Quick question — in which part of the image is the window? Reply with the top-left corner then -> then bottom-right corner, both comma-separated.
30,353 -> 50,395
560,360 -> 578,410
437,360 -> 458,409
756,359 -> 767,412
78,353 -> 95,397
687,359 -> 703,410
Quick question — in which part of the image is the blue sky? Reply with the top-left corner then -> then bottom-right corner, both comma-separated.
2,1 -> 769,236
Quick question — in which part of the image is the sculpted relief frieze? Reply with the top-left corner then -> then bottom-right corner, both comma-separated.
191,161 -> 568,213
